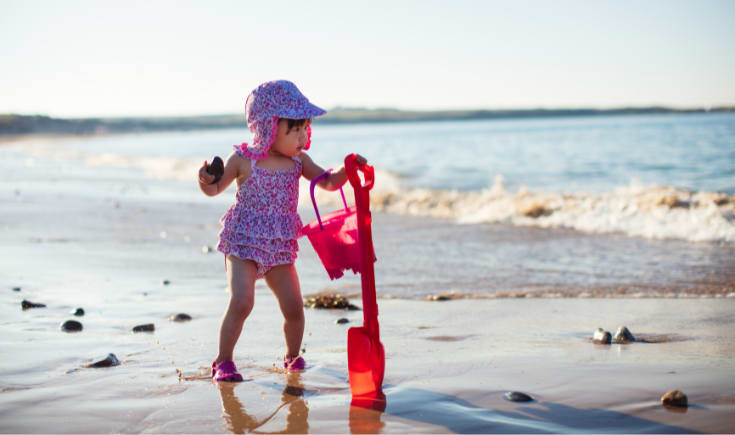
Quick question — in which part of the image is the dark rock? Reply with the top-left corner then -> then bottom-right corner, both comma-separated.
21,299 -> 46,310
206,156 -> 224,184
61,320 -> 83,332
304,294 -> 360,310
593,328 -> 612,344
170,313 -> 192,322
133,323 -> 155,332
162,280 -> 171,286
614,326 -> 635,343
335,318 -> 350,324
72,308 -> 85,317
661,390 -> 688,408
85,353 -> 120,368
12,287 -> 21,292
504,391 -> 534,402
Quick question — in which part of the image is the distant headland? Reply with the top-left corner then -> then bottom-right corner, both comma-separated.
1,106 -> 733,136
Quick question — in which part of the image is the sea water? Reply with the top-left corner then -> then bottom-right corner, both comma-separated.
4,112 -> 735,299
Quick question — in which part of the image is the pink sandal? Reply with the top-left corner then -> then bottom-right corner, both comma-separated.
212,360 -> 244,382
284,355 -> 306,371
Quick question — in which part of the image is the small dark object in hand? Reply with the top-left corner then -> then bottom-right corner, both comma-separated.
207,156 -> 224,184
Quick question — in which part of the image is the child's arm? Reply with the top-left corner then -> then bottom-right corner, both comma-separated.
198,152 -> 249,196
299,152 -> 368,191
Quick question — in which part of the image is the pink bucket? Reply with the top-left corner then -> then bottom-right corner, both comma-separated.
302,170 -> 362,280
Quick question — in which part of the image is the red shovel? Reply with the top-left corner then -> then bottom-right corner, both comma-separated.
345,154 -> 385,398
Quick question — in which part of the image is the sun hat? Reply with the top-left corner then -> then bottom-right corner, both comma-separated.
236,80 -> 327,160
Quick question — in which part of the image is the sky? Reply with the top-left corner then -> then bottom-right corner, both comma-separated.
1,0 -> 734,118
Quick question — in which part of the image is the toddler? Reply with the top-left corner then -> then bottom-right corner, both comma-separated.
198,80 -> 367,382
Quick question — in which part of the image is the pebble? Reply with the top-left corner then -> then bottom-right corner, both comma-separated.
132,323 -> 155,332
613,326 -> 635,343
661,390 -> 688,408
593,328 -> 611,344
335,318 -> 350,324
61,320 -> 83,332
12,287 -> 21,292
21,299 -> 46,310
504,391 -> 534,402
85,353 -> 120,368
162,280 -> 171,286
207,156 -> 225,183
170,313 -> 192,322
72,308 -> 85,316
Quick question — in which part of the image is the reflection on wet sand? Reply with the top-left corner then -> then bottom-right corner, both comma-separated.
349,393 -> 387,434
218,373 -> 309,434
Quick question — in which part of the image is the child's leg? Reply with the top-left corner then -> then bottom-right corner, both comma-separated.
215,255 -> 258,364
264,264 -> 304,359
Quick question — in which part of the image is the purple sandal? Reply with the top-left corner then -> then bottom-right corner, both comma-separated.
212,360 -> 244,382
284,355 -> 306,371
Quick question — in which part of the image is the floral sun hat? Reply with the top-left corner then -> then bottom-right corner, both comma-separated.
236,80 -> 327,160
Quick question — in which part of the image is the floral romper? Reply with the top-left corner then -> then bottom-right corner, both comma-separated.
217,148 -> 303,278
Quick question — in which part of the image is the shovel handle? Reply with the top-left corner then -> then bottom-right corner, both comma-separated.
345,154 -> 374,192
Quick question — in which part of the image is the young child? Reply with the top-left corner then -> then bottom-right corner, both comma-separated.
198,80 -> 367,382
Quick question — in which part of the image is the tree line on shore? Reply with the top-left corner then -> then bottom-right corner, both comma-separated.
2,106 -> 733,136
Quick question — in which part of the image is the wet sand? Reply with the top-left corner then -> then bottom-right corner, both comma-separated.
2,136 -> 735,433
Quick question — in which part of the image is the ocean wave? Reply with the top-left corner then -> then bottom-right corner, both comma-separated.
20,140 -> 735,244
306,170 -> 735,244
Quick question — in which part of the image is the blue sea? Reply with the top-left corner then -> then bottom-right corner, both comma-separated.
4,112 -> 735,299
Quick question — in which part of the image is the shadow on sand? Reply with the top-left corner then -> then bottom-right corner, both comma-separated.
217,375 -> 697,434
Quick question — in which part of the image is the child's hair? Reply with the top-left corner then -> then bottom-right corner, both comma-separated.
282,118 -> 311,134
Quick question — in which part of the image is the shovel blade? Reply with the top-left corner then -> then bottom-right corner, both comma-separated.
348,326 -> 385,397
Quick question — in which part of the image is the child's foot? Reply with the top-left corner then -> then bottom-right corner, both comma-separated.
212,360 -> 244,382
284,355 -> 306,371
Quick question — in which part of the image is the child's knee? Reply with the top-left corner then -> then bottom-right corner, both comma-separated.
283,302 -> 304,322
229,294 -> 254,316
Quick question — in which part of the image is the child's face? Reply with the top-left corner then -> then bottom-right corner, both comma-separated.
271,119 -> 309,158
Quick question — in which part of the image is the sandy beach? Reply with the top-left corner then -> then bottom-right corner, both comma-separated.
2,134 -> 735,433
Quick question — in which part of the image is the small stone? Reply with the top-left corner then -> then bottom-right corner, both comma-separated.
85,353 -> 120,368
61,320 -> 83,332
132,323 -> 155,332
170,313 -> 192,322
21,299 -> 46,310
72,308 -> 85,316
593,328 -> 611,344
162,280 -> 171,286
613,326 -> 635,343
335,318 -> 349,324
206,156 -> 225,184
661,390 -> 688,408
12,287 -> 21,292
504,391 -> 534,402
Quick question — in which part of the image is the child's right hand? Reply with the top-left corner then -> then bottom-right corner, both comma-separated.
198,161 -> 215,185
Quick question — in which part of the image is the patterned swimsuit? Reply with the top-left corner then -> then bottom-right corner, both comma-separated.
217,148 -> 303,278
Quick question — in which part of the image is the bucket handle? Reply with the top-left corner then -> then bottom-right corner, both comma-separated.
310,169 -> 348,231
